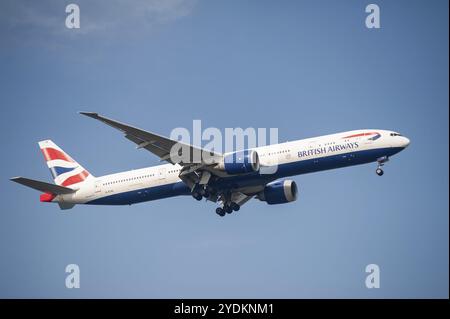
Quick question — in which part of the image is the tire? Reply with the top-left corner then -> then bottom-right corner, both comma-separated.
231,203 -> 240,211
216,207 -> 224,216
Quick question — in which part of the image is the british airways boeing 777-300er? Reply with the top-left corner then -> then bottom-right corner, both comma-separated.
11,113 -> 410,216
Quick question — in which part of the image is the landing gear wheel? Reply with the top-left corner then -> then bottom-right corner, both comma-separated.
197,185 -> 211,198
216,207 -> 225,217
231,202 -> 240,212
376,168 -> 384,176
192,192 -> 203,201
224,205 -> 233,214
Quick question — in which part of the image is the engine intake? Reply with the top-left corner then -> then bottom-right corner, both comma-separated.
217,150 -> 260,175
259,180 -> 298,205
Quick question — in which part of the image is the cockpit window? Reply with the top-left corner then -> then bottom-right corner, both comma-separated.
390,132 -> 402,136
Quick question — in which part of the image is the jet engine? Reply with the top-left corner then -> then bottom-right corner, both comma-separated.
258,180 -> 298,205
216,150 -> 260,174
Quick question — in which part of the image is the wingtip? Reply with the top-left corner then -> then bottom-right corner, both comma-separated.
10,177 -> 22,182
79,111 -> 99,118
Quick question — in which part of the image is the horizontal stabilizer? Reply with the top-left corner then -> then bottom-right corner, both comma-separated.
10,177 -> 76,195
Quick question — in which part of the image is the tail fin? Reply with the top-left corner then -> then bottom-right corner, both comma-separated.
38,140 -> 94,187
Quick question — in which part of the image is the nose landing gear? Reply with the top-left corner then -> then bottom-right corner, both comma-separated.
376,167 -> 384,176
376,156 -> 389,176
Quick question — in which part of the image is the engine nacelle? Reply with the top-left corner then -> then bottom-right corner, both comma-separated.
216,150 -> 260,174
259,180 -> 298,205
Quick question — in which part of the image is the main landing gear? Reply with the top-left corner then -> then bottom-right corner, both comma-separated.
215,207 -> 225,217
192,192 -> 203,201
215,202 -> 240,217
191,184 -> 213,201
191,183 -> 240,217
376,156 -> 389,176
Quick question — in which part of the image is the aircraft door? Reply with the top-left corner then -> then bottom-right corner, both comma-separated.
94,180 -> 103,195
158,167 -> 167,182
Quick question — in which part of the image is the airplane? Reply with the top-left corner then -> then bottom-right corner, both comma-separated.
10,112 -> 410,216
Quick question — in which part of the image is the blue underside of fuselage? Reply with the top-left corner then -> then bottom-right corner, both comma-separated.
85,147 -> 404,206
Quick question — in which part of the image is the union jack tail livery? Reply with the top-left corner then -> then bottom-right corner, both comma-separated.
38,140 -> 94,187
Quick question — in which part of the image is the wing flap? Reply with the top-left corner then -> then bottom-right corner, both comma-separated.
124,134 -> 170,159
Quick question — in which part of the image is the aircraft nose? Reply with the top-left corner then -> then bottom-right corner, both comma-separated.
401,136 -> 410,148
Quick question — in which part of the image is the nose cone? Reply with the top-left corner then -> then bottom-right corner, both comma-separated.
400,136 -> 410,148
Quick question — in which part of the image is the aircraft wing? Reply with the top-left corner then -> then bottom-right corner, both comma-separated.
80,112 -> 222,167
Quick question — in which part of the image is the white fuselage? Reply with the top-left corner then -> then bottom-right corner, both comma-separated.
55,129 -> 410,206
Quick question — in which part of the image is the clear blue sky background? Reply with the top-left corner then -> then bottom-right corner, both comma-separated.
0,0 -> 448,298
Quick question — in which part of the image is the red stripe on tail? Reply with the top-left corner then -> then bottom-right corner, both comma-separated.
41,148 -> 74,162
61,170 -> 90,186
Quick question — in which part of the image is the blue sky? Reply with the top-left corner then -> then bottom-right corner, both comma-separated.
0,0 -> 448,298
